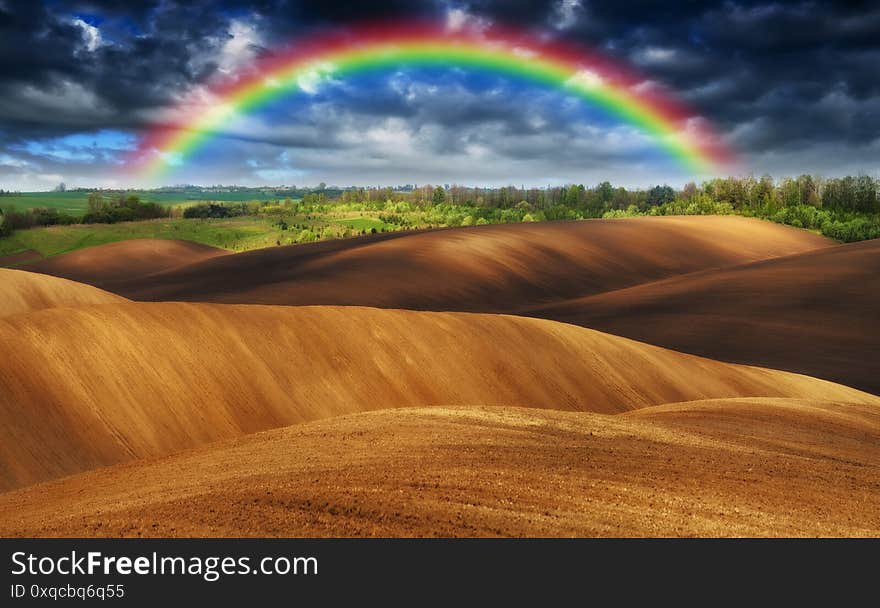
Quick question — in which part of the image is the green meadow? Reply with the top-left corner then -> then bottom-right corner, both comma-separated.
0,213 -> 399,262
0,190 -> 285,216
0,192 -> 94,215
0,218 -> 273,259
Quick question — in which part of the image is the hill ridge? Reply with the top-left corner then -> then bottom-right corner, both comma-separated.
2,301 -> 874,491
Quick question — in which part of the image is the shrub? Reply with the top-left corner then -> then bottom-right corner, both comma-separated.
183,202 -> 247,219
296,229 -> 316,243
821,218 -> 880,242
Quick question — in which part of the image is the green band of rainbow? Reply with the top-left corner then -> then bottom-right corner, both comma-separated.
129,22 -> 734,178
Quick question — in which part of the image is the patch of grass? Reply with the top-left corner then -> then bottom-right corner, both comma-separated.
0,217 -> 288,258
0,192 -> 91,215
333,217 -> 388,232
0,191 -> 294,216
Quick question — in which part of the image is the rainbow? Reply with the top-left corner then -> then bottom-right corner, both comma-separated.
128,21 -> 735,178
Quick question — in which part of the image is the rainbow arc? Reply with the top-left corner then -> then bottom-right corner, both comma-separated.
127,21 -> 735,178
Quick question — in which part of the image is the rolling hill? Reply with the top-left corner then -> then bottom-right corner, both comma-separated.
2,299 -> 874,491
2,216 -> 877,538
26,238 -> 228,288
33,216 -> 832,308
22,217 -> 872,392
528,238 -> 880,394
0,268 -> 126,318
2,402 -> 878,537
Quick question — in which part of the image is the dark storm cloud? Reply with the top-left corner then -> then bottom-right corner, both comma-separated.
0,0 -> 879,187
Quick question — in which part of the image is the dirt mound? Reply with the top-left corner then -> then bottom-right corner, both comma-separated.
0,268 -> 126,318
97,216 -> 831,308
0,249 -> 42,268
529,239 -> 880,394
2,302 -> 873,491
2,402 -> 878,537
26,239 -> 228,288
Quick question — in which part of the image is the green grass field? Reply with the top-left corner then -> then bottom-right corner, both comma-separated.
0,192 -> 92,215
0,217 -> 289,259
0,212 -> 402,263
0,190 -> 288,216
333,216 -> 389,231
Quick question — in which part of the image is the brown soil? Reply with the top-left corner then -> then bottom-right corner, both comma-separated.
65,216 -> 832,308
2,217 -> 877,538
1,403 -> 877,537
25,239 -> 228,288
0,268 -> 126,318
527,239 -> 880,393
2,301 -> 873,491
0,249 -> 42,267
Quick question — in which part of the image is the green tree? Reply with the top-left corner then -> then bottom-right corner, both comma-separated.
597,181 -> 614,203
87,192 -> 105,214
646,185 -> 675,207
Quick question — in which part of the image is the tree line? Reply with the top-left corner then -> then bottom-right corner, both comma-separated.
0,193 -> 167,237
340,174 -> 878,215
1,175 -> 878,242
299,174 -> 880,242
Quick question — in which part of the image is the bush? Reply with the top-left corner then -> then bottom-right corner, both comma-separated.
0,206 -> 77,233
602,204 -> 642,219
83,195 -> 169,224
772,205 -> 831,230
821,218 -> 880,242
296,229 -> 316,243
183,202 -> 247,219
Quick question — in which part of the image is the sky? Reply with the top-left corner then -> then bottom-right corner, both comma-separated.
0,0 -> 878,190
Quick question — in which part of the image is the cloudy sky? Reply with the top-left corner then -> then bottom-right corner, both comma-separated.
1,0 -> 878,189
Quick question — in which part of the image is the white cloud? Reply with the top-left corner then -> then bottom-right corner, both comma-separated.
362,118 -> 415,153
158,151 -> 183,167
296,62 -> 336,95
445,7 -> 491,33
552,0 -> 583,30
631,80 -> 660,94
0,154 -> 32,168
512,47 -> 538,59
73,18 -> 102,52
446,8 -> 468,31
635,47 -> 677,65
0,172 -> 65,191
254,168 -> 307,181
566,69 -> 605,90
216,18 -> 262,74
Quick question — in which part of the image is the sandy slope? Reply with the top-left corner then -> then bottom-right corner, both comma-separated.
0,268 -> 126,318
64,216 -> 832,307
626,397 -> 880,465
2,301 -> 874,491
527,239 -> 880,394
2,402 -> 878,537
26,239 -> 228,288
